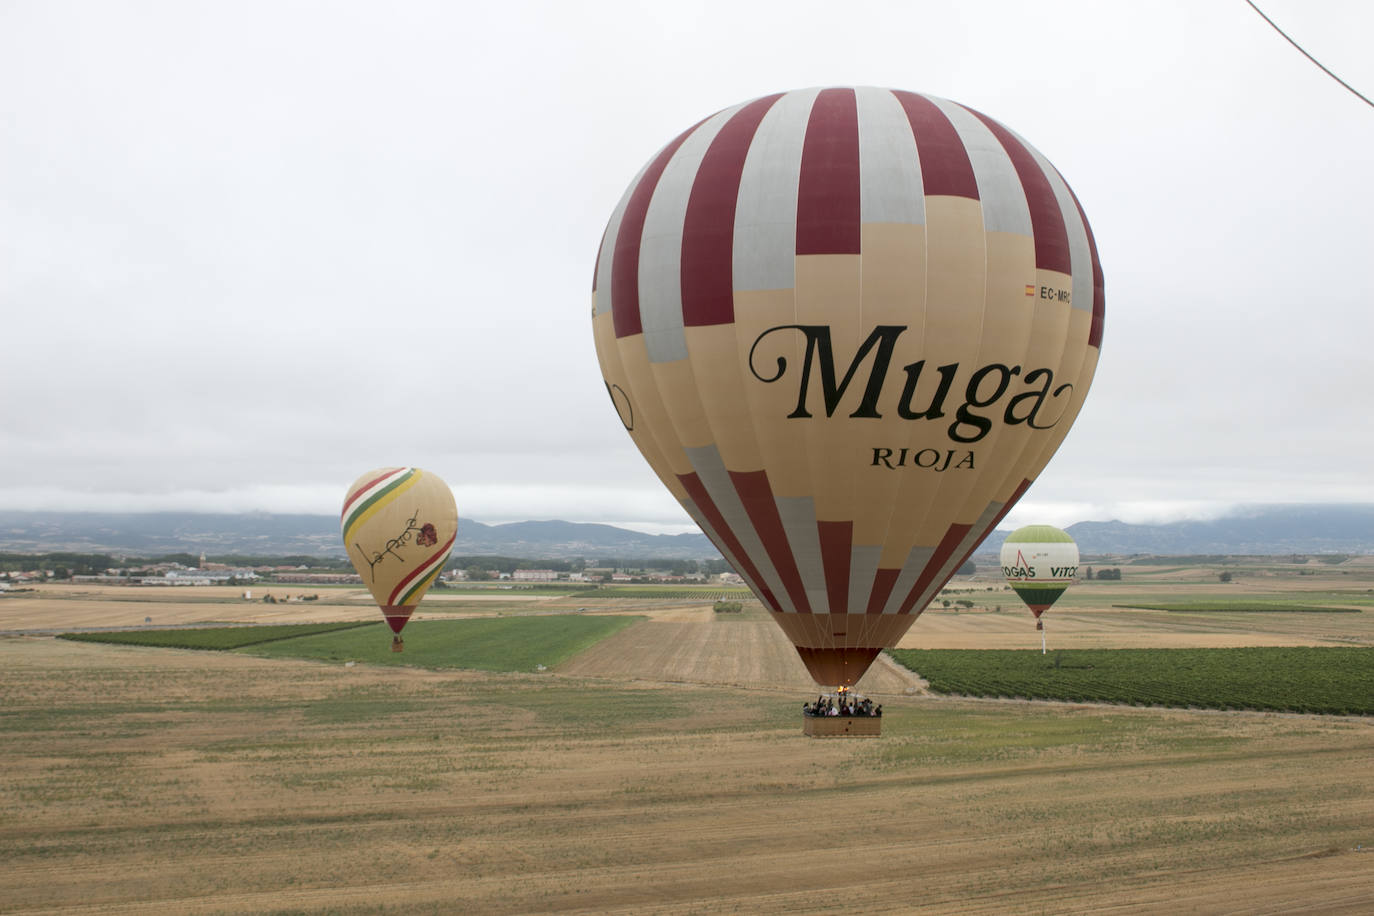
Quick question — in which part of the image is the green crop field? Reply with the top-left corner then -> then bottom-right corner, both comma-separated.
888,647 -> 1374,715
56,621 -> 374,650
241,614 -> 641,671
1115,601 -> 1361,613
59,615 -> 643,672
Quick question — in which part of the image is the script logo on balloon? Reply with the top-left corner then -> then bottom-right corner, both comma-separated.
748,324 -> 1074,445
352,510 -> 432,583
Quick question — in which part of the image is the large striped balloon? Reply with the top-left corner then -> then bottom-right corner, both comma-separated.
341,467 -> 458,648
592,87 -> 1104,687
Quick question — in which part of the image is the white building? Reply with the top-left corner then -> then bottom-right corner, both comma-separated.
513,569 -> 558,582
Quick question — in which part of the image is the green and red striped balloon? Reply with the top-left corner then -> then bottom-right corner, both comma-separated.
341,467 -> 457,649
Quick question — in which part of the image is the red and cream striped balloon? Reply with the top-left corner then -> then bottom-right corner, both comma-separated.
341,467 -> 458,649
591,87 -> 1105,687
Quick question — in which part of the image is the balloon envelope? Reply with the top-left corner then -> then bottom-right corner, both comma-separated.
341,467 -> 458,636
592,87 -> 1104,686
1000,525 -> 1079,618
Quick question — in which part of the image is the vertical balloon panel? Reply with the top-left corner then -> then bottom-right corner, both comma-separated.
593,87 -> 1104,687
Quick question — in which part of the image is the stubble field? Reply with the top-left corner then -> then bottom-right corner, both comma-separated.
2,558 -> 1373,913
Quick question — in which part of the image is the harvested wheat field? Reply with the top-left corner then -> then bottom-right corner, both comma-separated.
2,570 -> 1373,914
902,561 -> 1374,650
0,583 -> 575,634
557,604 -> 924,695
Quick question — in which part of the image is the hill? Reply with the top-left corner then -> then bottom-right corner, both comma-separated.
2,503 -> 1371,561
0,511 -> 721,560
1061,504 -> 1374,556
976,504 -> 1374,557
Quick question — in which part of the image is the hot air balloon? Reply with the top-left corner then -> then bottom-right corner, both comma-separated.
591,87 -> 1104,689
341,467 -> 458,651
1000,525 -> 1079,653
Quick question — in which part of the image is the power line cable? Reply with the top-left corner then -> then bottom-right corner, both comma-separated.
1243,0 -> 1374,109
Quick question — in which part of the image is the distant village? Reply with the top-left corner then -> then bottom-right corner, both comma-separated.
0,552 -> 261,589
0,551 -> 745,590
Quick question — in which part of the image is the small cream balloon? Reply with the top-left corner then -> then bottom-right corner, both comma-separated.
340,467 -> 458,651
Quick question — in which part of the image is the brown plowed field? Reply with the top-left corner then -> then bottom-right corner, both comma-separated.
2,567 -> 1373,913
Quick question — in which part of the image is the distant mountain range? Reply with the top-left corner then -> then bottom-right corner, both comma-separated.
1054,504 -> 1374,557
449,519 -> 720,560
0,511 -> 721,560
0,504 -> 1371,560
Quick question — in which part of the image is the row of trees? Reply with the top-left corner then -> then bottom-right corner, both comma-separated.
0,551 -> 354,578
1,550 -> 733,583
1,552 -> 126,576
447,555 -> 732,577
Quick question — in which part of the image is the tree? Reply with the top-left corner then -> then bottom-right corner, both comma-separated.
1219,571 -> 1233,583
465,565 -> 492,581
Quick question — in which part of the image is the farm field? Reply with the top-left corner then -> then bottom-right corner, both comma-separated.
896,556 -> 1374,650
0,583 -> 584,633
890,647 -> 1374,714
2,637 -> 1372,915
55,617 -> 643,673
2,557 -> 1373,913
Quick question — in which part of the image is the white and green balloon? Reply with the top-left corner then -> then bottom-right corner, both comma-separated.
1000,525 -> 1079,621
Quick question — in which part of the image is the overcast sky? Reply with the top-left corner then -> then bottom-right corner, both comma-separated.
3,1 -> 1372,534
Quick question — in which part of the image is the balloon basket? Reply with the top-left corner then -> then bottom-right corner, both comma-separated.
391,637 -> 404,653
802,690 -> 882,737
803,716 -> 881,738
